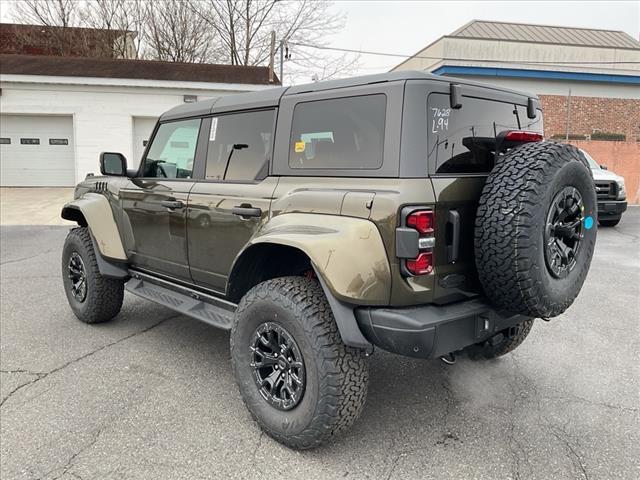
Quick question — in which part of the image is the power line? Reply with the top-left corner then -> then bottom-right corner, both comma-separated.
288,41 -> 640,65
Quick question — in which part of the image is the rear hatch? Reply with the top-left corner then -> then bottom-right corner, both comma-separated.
426,90 -> 544,305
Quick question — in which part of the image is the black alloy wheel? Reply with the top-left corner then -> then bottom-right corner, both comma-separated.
68,252 -> 88,302
250,322 -> 306,411
544,186 -> 584,279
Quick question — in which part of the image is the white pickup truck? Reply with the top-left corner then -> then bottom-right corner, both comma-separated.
581,149 -> 627,227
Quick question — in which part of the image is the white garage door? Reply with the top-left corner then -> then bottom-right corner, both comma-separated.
132,117 -> 158,169
0,115 -> 75,186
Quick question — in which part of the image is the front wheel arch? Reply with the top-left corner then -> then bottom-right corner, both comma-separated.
61,206 -> 88,227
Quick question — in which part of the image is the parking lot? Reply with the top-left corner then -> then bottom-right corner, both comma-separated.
1,208 -> 638,480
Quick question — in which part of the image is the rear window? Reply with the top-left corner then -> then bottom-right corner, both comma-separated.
289,94 -> 386,170
428,93 -> 543,174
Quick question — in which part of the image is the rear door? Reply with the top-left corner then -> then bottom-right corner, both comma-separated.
187,109 -> 278,293
427,89 -> 543,303
120,117 -> 203,280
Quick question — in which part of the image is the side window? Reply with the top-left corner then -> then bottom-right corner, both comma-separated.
205,109 -> 275,181
289,94 -> 386,170
428,94 -> 543,174
142,118 -> 201,178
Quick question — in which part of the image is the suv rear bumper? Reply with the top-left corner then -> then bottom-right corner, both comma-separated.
597,200 -> 627,219
355,298 -> 531,359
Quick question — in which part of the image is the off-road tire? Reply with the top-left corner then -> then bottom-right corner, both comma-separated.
230,276 -> 369,450
62,227 -> 124,323
599,218 -> 620,227
466,319 -> 534,360
475,141 -> 597,318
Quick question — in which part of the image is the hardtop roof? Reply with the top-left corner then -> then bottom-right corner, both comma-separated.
160,70 -> 537,121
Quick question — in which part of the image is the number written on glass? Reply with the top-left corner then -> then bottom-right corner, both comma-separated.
431,107 -> 451,133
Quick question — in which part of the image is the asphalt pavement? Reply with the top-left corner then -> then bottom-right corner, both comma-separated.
1,209 -> 638,480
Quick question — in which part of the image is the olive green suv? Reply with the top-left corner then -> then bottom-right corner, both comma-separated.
61,71 -> 597,449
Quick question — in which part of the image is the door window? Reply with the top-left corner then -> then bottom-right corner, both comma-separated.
289,94 -> 386,170
142,118 -> 201,178
205,109 -> 275,181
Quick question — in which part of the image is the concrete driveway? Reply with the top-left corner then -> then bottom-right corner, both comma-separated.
1,210 -> 638,480
0,188 -> 74,226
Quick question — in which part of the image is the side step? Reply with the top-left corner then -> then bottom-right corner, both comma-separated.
125,271 -> 236,330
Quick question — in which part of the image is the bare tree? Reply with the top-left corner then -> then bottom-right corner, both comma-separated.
8,0 -> 355,80
11,0 -> 79,27
192,0 -> 359,83
145,0 -> 218,63
82,0 -> 148,58
10,0 -> 82,56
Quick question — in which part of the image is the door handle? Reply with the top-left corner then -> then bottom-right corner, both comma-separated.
161,200 -> 184,210
232,205 -> 262,218
447,210 -> 460,264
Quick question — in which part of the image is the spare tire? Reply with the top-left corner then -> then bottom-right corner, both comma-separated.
475,141 -> 597,318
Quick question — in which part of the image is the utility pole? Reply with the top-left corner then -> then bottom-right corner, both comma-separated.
279,39 -> 284,85
268,31 -> 275,83
565,88 -> 572,141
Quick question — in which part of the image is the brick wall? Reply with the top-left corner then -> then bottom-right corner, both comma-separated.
540,95 -> 640,141
569,140 -> 640,205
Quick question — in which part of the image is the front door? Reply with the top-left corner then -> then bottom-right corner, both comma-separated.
187,109 -> 278,292
120,117 -> 202,280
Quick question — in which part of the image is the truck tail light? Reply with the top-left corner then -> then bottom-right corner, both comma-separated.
406,210 -> 434,234
504,130 -> 543,143
406,252 -> 433,275
398,208 -> 435,277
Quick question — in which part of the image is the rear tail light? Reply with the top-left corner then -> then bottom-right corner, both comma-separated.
504,130 -> 543,142
406,210 -> 434,234
406,252 -> 433,275
398,208 -> 435,276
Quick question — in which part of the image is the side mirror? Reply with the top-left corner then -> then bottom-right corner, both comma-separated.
100,152 -> 128,176
527,97 -> 539,119
449,84 -> 462,109
600,164 -> 608,170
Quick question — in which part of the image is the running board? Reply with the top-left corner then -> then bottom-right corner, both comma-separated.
125,271 -> 236,330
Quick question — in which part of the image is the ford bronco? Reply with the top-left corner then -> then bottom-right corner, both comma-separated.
61,71 -> 597,449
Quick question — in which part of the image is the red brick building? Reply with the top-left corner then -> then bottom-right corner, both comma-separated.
540,95 -> 640,142
0,23 -> 135,58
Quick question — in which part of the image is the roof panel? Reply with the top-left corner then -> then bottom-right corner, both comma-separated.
449,20 -> 640,49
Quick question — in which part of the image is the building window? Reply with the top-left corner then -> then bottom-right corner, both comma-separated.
0,138 -> 10,144
49,138 -> 69,145
20,138 -> 40,145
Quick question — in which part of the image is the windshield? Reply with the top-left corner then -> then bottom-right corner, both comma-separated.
581,150 -> 600,169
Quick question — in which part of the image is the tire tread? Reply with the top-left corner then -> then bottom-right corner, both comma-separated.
231,276 -> 368,449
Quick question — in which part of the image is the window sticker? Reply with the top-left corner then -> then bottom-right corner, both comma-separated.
209,117 -> 218,141
294,141 -> 306,153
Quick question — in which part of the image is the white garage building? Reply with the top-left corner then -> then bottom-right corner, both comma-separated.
0,54 -> 277,186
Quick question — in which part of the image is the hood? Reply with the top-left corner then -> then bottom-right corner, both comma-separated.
591,167 -> 622,182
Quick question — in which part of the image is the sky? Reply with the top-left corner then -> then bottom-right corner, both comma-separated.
328,0 -> 640,76
1,0 -> 638,80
